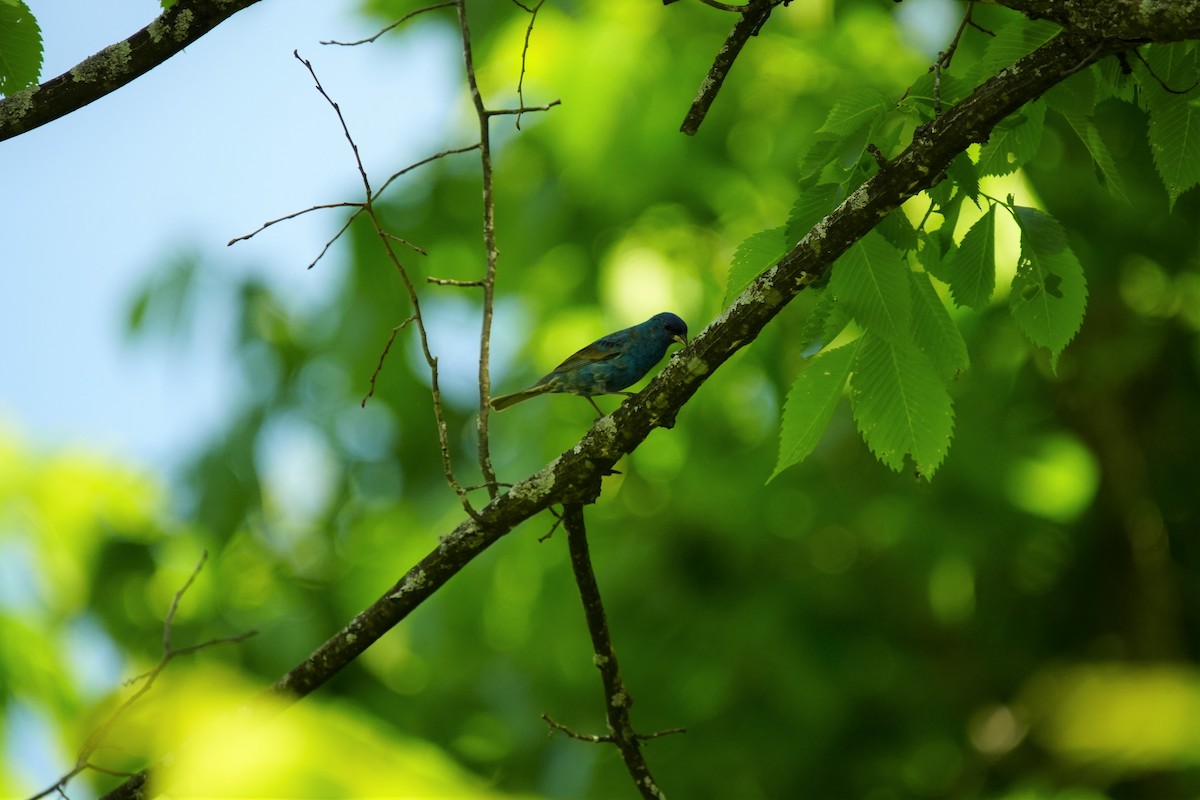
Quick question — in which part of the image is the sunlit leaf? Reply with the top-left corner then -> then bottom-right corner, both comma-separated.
945,203 -> 996,310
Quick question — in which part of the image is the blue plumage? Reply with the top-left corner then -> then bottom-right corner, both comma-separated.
491,312 -> 689,416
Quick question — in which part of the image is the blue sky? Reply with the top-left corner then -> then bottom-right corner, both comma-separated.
1,1 -> 457,469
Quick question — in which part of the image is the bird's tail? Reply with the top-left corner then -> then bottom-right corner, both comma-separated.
490,384 -> 552,411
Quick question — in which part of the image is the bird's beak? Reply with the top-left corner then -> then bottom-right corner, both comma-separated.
674,334 -> 688,347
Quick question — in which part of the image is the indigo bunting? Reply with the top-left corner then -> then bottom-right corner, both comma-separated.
491,312 -> 689,416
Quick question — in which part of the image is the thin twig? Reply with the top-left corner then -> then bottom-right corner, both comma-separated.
226,202 -> 362,246
428,277 -> 486,287
537,507 -> 564,542
559,504 -> 677,800
228,143 -> 478,266
692,0 -> 754,11
1133,48 -> 1200,94
297,50 -> 479,517
363,317 -> 417,407
512,0 -> 545,129
372,143 -> 481,199
484,100 -> 562,118
455,0 -> 502,499
321,1 -> 456,46
28,551 -> 256,800
931,1 -> 994,116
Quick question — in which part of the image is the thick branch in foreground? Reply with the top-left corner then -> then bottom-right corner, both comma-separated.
0,0 -> 262,142
993,0 -> 1200,42
101,26 -> 1134,800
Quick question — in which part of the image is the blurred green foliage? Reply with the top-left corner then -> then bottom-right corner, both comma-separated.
4,1 -> 1200,799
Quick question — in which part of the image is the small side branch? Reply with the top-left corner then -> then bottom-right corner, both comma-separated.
28,551 -> 255,800
557,504 -> 680,800
320,1 -> 457,46
679,0 -> 782,136
295,50 -> 479,518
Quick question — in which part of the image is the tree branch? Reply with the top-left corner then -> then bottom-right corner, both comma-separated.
101,21 -> 1145,800
990,0 -> 1200,42
678,0 -> 780,136
0,0 -> 263,142
557,503 -> 675,799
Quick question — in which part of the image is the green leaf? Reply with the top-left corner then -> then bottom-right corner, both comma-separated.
771,338 -> 860,481
829,231 -> 910,342
977,100 -> 1045,176
1148,96 -> 1200,204
876,209 -> 918,253
1044,66 -> 1098,119
725,227 -> 788,304
1136,44 -> 1200,204
1061,113 -> 1130,203
946,153 -> 980,204
786,184 -> 841,244
944,203 -> 996,310
798,291 -> 851,356
909,270 -> 969,381
849,332 -> 954,479
0,0 -> 42,95
900,70 -> 970,118
962,18 -> 1059,88
798,134 -> 844,182
1009,207 -> 1088,371
931,190 -> 967,258
917,230 -> 951,284
818,88 -> 889,136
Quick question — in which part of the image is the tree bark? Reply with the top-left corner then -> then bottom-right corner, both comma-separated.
0,0 -> 262,142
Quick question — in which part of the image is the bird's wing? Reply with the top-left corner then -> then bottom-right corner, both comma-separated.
549,334 -> 625,373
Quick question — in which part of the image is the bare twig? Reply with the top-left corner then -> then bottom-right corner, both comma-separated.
294,50 -> 479,518
373,143 -> 481,199
455,0 -> 503,499
1133,48 -> 1200,94
428,277 -> 486,287
692,0 -> 754,11
485,100 -> 562,118
557,503 -> 679,799
537,506 -> 564,542
362,316 -> 416,406
321,1 -> 457,46
228,143 -> 477,268
28,551 -> 255,800
542,714 -> 687,742
226,202 -> 362,247
511,0 -> 545,129
927,1 -> 995,116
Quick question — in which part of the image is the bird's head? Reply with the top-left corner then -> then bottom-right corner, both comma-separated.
652,312 -> 689,347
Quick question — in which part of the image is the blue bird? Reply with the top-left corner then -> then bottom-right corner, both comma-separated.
491,312 -> 689,417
